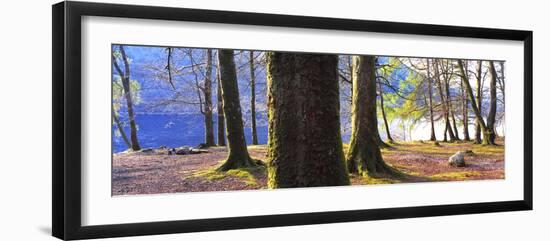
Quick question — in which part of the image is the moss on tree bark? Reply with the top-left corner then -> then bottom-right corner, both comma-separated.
346,56 -> 396,177
266,52 -> 349,188
217,50 -> 259,171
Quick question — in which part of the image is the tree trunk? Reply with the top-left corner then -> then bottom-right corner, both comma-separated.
498,61 -> 506,105
474,60 -> 483,144
446,77 -> 460,141
165,48 -> 176,90
457,60 -> 494,145
461,79 -> 471,141
450,107 -> 460,140
487,61 -> 498,144
374,58 -> 391,148
216,50 -> 258,171
114,45 -> 141,151
249,51 -> 259,145
427,59 -> 437,141
498,61 -> 505,137
112,108 -> 131,149
204,49 -> 215,147
347,55 -> 395,177
216,54 -> 226,146
266,52 -> 349,188
434,60 -> 455,142
379,80 -> 394,143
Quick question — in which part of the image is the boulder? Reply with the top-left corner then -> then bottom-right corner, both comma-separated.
448,151 -> 466,167
138,148 -> 154,153
167,148 -> 176,155
166,146 -> 209,155
175,146 -> 192,155
195,143 -> 208,149
190,148 -> 208,154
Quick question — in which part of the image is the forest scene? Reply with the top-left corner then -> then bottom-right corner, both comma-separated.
111,44 -> 505,196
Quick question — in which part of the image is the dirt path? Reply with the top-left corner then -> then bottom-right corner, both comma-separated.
112,141 -> 504,196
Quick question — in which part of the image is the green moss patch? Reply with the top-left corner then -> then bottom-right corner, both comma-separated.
430,171 -> 481,181
187,166 -> 266,187
359,175 -> 401,185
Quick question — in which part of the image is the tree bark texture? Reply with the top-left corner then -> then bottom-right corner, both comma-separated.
487,61 -> 498,144
249,51 -> 259,145
217,49 -> 257,171
474,60 -> 483,144
266,52 -> 349,188
204,49 -> 215,146
346,55 -> 395,177
216,54 -> 226,146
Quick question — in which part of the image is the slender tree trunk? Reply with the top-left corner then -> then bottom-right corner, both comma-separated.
461,80 -> 471,140
498,61 -> 505,137
114,45 -> 141,151
434,60 -> 454,142
349,58 -> 354,103
487,61 -> 498,144
347,55 -> 395,177
216,50 -> 258,171
442,121 -> 448,142
373,58 -> 390,148
446,78 -> 460,141
450,107 -> 460,140
112,108 -> 131,149
457,60 -> 494,145
249,51 -> 259,145
474,60 -> 483,144
204,49 -> 215,147
499,61 -> 506,105
379,81 -> 394,143
165,48 -> 176,90
266,52 -> 349,188
216,54 -> 226,146
427,59 -> 437,141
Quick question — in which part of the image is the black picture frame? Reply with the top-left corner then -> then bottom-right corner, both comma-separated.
52,1 -> 533,240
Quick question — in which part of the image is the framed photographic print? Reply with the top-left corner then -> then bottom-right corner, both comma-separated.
52,1 -> 533,240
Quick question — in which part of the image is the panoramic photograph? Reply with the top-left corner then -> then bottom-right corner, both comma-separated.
111,44 -> 505,196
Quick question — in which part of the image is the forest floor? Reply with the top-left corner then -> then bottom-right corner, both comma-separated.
112,140 -> 504,195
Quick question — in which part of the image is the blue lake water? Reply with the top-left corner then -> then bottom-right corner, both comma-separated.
113,113 -> 353,153
112,114 -> 268,153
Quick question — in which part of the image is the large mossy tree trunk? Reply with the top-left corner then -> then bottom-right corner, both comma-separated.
217,49 -> 258,171
458,60 -> 494,145
249,51 -> 259,145
203,49 -> 215,147
113,45 -> 141,151
346,55 -> 395,177
266,52 -> 349,188
216,56 -> 226,146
